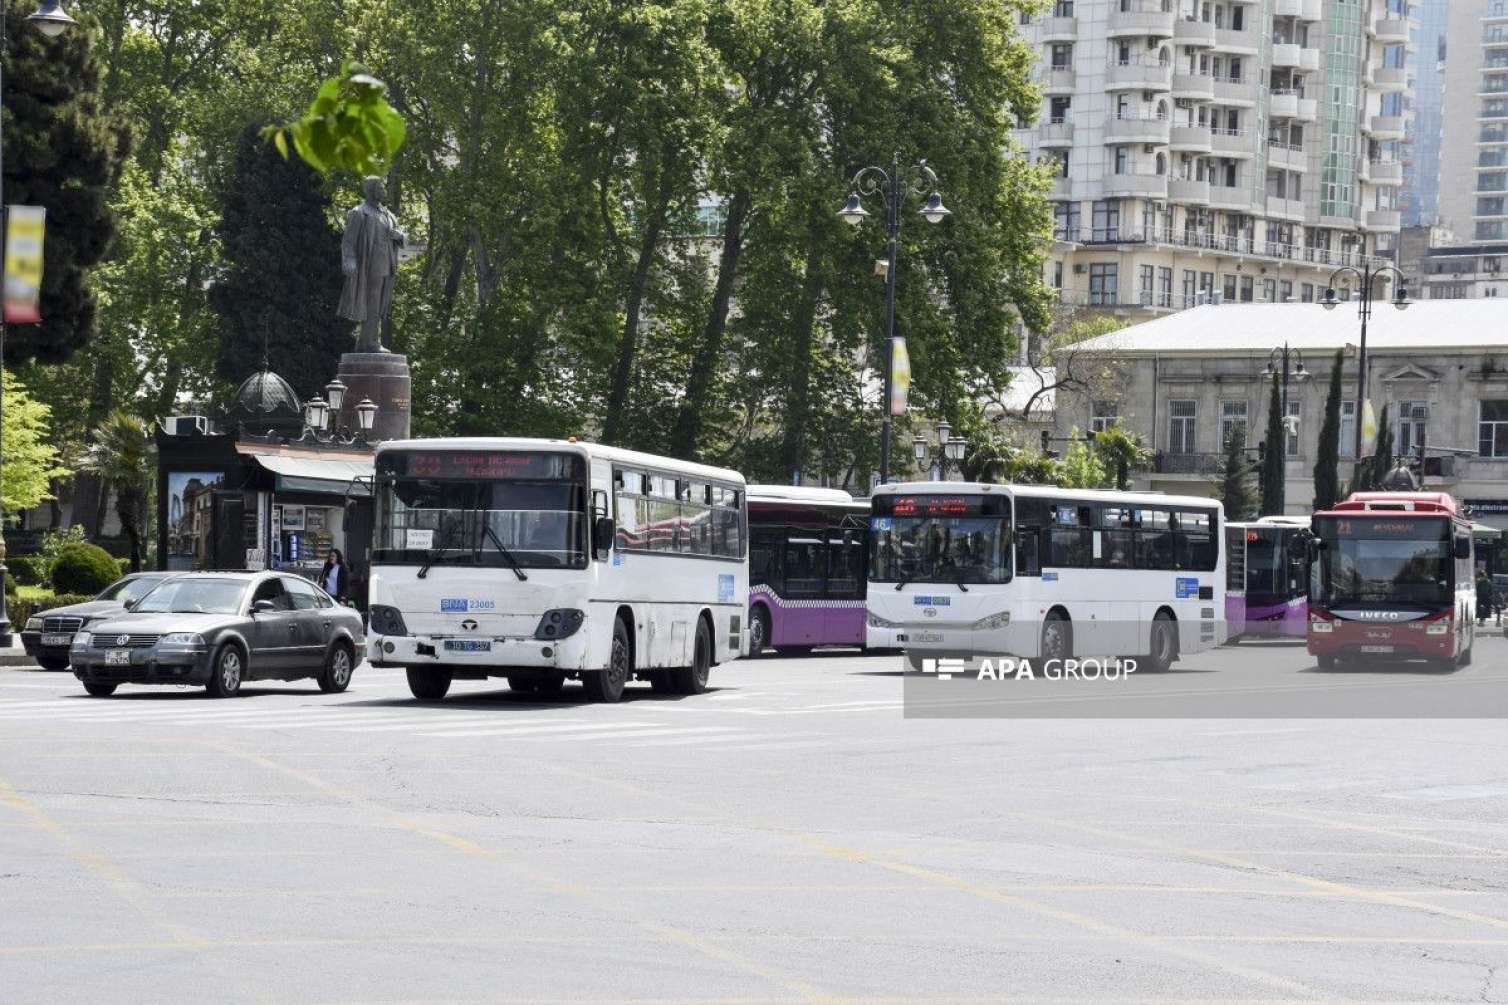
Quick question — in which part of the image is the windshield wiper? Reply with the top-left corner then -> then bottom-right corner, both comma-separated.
894,569 -> 912,591
418,521 -> 464,579
476,520 -> 528,582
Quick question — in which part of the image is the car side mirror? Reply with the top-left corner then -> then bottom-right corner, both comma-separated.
252,599 -> 276,614
594,516 -> 616,557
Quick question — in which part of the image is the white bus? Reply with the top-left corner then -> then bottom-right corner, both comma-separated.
366,438 -> 748,702
864,482 -> 1227,671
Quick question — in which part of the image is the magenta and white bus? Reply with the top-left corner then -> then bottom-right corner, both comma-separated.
747,486 -> 869,656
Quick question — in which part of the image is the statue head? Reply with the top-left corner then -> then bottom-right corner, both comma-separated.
362,176 -> 386,205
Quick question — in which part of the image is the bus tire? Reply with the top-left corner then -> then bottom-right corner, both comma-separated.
748,605 -> 771,658
1316,654 -> 1337,670
672,618 -> 713,695
506,674 -> 537,693
407,667 -> 452,701
1039,610 -> 1072,665
584,619 -> 630,703
1142,612 -> 1178,673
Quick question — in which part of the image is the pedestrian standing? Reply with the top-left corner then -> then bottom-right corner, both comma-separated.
321,548 -> 350,602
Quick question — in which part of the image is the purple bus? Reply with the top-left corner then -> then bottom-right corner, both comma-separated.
1224,518 -> 1311,641
747,486 -> 869,656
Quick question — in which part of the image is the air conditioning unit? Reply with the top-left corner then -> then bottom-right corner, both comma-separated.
166,415 -> 208,436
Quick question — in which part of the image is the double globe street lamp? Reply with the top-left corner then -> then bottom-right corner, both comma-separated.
1263,344 -> 1307,450
1320,264 -> 1410,459
838,155 -> 950,484
301,378 -> 379,445
913,420 -> 967,482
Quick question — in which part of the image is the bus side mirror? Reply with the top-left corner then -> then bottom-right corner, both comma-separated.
594,517 -> 616,557
1455,537 -> 1472,560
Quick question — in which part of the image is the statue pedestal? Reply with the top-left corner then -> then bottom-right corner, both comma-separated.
336,353 -> 411,442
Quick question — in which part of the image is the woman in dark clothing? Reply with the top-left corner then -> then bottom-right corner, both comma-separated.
320,548 -> 350,601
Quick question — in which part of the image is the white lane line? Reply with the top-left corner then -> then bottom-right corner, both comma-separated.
326,715 -> 558,733
418,721 -> 668,738
617,730 -> 757,747
509,726 -> 741,743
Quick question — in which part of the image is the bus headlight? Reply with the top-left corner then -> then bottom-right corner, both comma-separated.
368,605 -> 409,637
1426,621 -> 1450,636
867,611 -> 899,629
1309,619 -> 1332,633
972,611 -> 1012,631
534,609 -> 584,640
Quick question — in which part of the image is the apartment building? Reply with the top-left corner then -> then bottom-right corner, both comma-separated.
1438,0 -> 1508,243
1404,0 -> 1446,225
1017,0 -> 1411,315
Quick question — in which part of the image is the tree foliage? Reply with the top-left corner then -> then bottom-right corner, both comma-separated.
83,410 -> 153,571
0,369 -> 70,514
1259,373 -> 1286,516
1217,423 -> 1256,521
264,61 -> 406,176
1058,429 -> 1110,489
1313,350 -> 1344,511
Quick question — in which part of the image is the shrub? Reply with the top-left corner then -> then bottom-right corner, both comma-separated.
117,557 -> 132,578
50,543 -> 121,596
39,526 -> 88,570
8,554 -> 49,586
9,593 -> 96,628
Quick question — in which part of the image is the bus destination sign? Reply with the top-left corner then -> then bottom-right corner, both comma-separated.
401,451 -> 574,480
1331,516 -> 1447,540
890,495 -> 983,517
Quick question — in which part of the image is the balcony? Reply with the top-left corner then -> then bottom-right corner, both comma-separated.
1050,177 -> 1073,201
1102,172 -> 1170,199
1268,143 -> 1307,170
1104,114 -> 1171,144
1271,43 -> 1301,69
1298,47 -> 1321,72
1211,128 -> 1256,158
1040,67 -> 1076,94
1106,60 -> 1173,91
1037,120 -> 1075,147
1270,90 -> 1300,119
1107,5 -> 1175,38
1266,196 -> 1305,222
1155,452 -> 1224,476
1371,66 -> 1408,92
1364,160 -> 1404,185
1214,28 -> 1259,54
1168,178 -> 1211,204
1170,124 -> 1213,152
1372,15 -> 1411,45
1209,184 -> 1255,211
1274,0 -> 1302,14
1367,114 -> 1407,140
1171,71 -> 1215,101
1213,76 -> 1259,106
1173,17 -> 1216,47
1040,16 -> 1077,42
1300,0 -> 1322,20
1366,208 -> 1403,231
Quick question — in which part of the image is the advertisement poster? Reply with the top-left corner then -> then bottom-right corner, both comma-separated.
166,471 -> 224,570
3,205 -> 45,324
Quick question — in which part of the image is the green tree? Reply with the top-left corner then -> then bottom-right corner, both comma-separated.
1312,349 -> 1344,510
1217,423 -> 1256,521
209,122 -> 349,401
1091,422 -> 1151,490
83,410 -> 153,572
1058,429 -> 1110,489
1260,373 -> 1286,515
2,0 -> 130,363
0,369 -> 70,515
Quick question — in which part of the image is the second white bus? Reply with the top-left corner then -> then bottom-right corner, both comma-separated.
864,482 -> 1227,671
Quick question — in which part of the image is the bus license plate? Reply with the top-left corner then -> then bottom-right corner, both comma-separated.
912,631 -> 944,644
41,634 -> 73,647
1359,645 -> 1393,654
443,639 -> 492,653
104,649 -> 131,666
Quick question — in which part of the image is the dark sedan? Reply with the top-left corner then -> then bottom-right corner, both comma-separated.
71,572 -> 365,698
21,572 -> 178,671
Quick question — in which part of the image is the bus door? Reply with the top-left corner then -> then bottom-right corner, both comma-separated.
824,528 -> 865,645
781,533 -> 827,645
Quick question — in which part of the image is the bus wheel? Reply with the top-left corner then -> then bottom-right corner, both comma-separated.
506,674 -> 537,693
748,606 -> 771,658
673,619 -> 712,695
1142,612 -> 1178,673
1316,654 -> 1337,670
407,667 -> 452,701
1040,611 -> 1072,664
584,620 -> 630,703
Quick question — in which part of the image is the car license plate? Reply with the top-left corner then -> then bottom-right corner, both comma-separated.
1359,645 -> 1393,654
104,649 -> 131,666
41,634 -> 72,647
443,639 -> 492,653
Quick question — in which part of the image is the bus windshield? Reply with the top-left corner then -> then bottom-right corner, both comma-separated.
868,498 -> 1011,585
1313,516 -> 1452,608
1246,528 -> 1306,603
374,451 -> 588,569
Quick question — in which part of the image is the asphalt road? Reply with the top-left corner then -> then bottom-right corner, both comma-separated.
2,639 -> 1508,1004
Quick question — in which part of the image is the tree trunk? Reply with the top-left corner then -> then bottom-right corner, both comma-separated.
670,190 -> 751,459
74,354 -> 117,537
602,192 -> 671,445
778,231 -> 825,480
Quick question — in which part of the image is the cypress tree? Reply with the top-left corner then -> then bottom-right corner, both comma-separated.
3,0 -> 130,363
1259,372 -> 1286,515
1312,349 -> 1344,510
1371,403 -> 1395,487
1217,424 -> 1256,521
209,123 -> 349,400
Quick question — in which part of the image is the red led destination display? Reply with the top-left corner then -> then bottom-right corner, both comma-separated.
1326,516 -> 1449,541
877,495 -> 1009,517
387,451 -> 579,480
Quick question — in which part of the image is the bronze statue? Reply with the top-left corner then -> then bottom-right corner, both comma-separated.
338,176 -> 405,353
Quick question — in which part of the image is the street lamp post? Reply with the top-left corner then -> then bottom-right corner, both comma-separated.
0,1 -> 78,646
1262,343 -> 1306,454
1319,263 -> 1410,460
912,420 -> 967,481
838,154 -> 950,484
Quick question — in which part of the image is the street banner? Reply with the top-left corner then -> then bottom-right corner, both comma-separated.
889,336 -> 911,416
1360,399 -> 1378,457
3,206 -> 45,324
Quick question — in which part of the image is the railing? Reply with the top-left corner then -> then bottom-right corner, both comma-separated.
1155,452 -> 1225,475
1051,225 -> 1392,270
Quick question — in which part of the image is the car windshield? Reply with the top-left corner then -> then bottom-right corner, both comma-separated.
130,579 -> 247,615
98,576 -> 168,604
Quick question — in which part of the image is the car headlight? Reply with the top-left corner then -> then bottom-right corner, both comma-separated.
972,611 -> 1012,631
368,604 -> 409,636
534,609 -> 584,640
1309,619 -> 1332,633
867,611 -> 899,629
24,617 -> 42,631
72,632 -> 92,648
161,632 -> 205,646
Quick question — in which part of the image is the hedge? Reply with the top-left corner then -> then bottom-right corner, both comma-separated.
9,594 -> 96,628
8,555 -> 48,586
50,543 -> 121,596
117,557 -> 132,578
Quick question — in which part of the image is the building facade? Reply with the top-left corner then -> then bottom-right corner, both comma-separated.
1395,225 -> 1508,298
1404,0 -> 1447,225
1017,0 -> 1411,316
1436,0 -> 1508,242
1047,301 -> 1508,528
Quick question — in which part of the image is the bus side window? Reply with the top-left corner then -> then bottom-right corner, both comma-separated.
827,530 -> 862,599
783,534 -> 826,599
1016,530 -> 1040,576
750,529 -> 783,590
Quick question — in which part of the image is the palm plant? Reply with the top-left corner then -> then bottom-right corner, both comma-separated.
84,411 -> 154,572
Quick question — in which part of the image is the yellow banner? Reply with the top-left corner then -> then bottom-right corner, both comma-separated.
1360,399 -> 1378,457
889,337 -> 910,417
3,206 -> 45,324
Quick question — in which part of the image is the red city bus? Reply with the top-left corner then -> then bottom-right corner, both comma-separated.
1307,492 -> 1477,671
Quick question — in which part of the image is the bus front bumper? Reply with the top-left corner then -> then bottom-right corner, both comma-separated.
1308,627 -> 1457,662
368,633 -> 591,671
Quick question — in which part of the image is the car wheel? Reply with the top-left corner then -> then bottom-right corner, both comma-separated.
748,605 -> 771,658
83,681 -> 116,697
318,642 -> 354,693
407,667 -> 452,701
37,656 -> 70,672
671,618 -> 712,695
584,618 -> 630,703
206,644 -> 244,698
